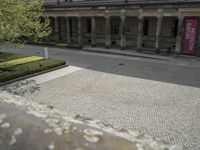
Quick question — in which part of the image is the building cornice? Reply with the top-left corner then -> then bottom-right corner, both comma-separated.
44,0 -> 200,9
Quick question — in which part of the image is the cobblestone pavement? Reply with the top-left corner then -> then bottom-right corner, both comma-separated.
1,92 -> 184,150
1,45 -> 200,150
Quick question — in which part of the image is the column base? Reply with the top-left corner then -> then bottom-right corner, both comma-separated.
137,48 -> 143,53
67,43 -> 71,46
91,44 -> 96,47
120,47 -> 125,50
174,51 -> 180,56
105,45 -> 110,49
155,49 -> 161,54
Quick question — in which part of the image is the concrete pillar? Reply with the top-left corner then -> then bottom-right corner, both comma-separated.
91,16 -> 96,47
78,17 -> 82,47
120,14 -> 126,50
105,15 -> 111,49
155,15 -> 163,52
66,17 -> 71,45
54,16 -> 59,43
137,16 -> 143,50
175,16 -> 184,55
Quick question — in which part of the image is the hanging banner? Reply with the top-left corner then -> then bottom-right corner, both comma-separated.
182,19 -> 199,55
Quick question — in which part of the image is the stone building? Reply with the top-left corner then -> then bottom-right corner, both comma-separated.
43,0 -> 200,56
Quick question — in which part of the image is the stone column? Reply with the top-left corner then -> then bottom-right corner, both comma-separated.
66,17 -> 71,45
78,17 -> 82,47
91,16 -> 96,47
105,15 -> 111,49
175,16 -> 184,55
120,13 -> 126,50
155,15 -> 163,52
54,16 -> 59,43
137,16 -> 143,51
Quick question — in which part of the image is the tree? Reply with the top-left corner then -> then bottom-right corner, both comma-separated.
0,0 -> 51,45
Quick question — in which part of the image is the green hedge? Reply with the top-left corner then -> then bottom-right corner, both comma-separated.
0,52 -> 28,62
0,59 -> 65,83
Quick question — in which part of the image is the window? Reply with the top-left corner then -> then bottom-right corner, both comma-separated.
143,19 -> 149,36
111,18 -> 120,34
172,19 -> 178,37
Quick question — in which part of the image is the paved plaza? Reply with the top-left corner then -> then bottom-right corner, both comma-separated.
1,45 -> 200,149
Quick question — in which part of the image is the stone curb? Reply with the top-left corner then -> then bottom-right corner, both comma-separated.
83,48 -> 170,61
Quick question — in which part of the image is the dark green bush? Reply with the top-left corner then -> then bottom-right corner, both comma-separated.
0,59 -> 65,83
0,52 -> 28,62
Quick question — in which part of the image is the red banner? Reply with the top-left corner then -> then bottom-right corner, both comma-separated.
182,19 -> 199,55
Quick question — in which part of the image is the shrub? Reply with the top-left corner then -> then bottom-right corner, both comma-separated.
0,59 -> 65,83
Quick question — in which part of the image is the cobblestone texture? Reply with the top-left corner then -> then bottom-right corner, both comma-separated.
0,92 -> 185,150
2,68 -> 199,149
1,45 -> 200,150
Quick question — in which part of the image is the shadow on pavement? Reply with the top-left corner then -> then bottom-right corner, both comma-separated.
0,79 -> 40,96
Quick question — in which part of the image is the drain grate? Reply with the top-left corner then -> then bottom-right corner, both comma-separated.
118,63 -> 125,66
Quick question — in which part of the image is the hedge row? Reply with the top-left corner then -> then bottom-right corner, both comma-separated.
0,52 -> 28,62
0,59 -> 65,83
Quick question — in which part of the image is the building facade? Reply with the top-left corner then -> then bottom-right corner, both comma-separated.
43,0 -> 200,56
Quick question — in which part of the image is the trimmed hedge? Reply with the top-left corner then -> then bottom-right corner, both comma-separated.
0,52 -> 28,62
0,59 -> 65,83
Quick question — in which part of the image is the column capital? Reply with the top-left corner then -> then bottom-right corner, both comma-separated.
137,15 -> 144,20
138,8 -> 144,13
105,9 -> 110,14
52,16 -> 59,21
104,15 -> 110,19
157,8 -> 163,13
156,12 -> 164,19
177,15 -> 184,20
120,9 -> 126,13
